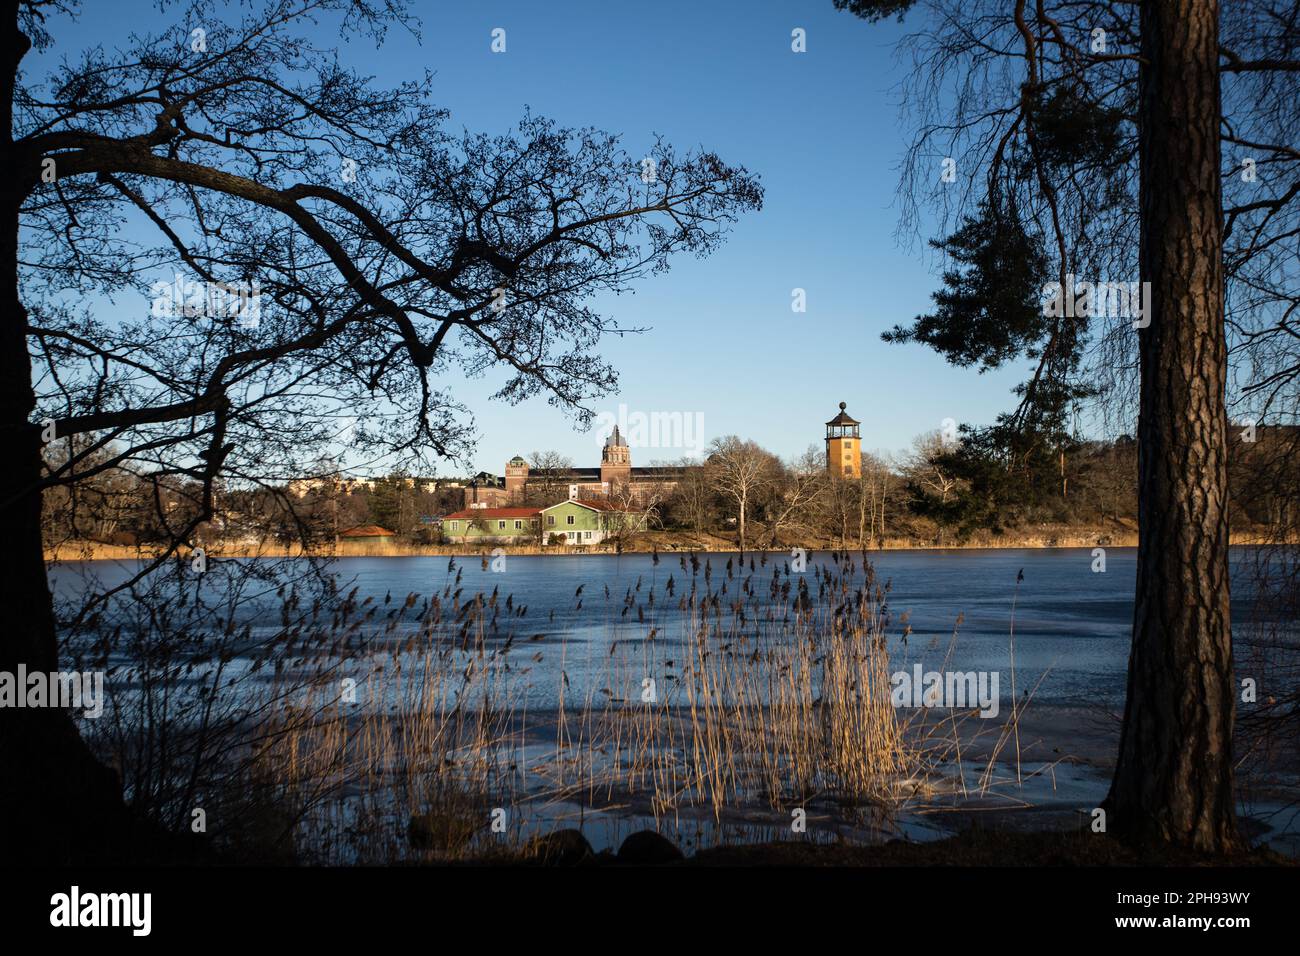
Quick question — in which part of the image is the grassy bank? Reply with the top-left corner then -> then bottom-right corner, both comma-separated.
45,525 -> 1300,561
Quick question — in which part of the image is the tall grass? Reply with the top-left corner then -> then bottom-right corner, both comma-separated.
63,549 -> 1007,862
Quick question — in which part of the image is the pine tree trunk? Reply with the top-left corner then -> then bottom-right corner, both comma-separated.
1107,0 -> 1240,853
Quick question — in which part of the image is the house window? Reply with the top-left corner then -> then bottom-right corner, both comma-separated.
547,515 -> 555,526
514,520 -> 522,530
566,515 -> 575,525
498,520 -> 506,530
843,466 -> 851,475
583,531 -> 592,541
450,521 -> 459,530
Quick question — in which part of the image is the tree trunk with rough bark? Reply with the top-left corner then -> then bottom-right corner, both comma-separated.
1107,0 -> 1240,853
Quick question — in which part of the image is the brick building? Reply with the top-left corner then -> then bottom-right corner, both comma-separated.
463,426 -> 685,508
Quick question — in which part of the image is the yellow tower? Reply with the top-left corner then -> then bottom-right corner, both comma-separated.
825,402 -> 861,479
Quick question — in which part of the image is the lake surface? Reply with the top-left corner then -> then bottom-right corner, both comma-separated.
48,545 -> 1300,858
50,546 -> 1296,710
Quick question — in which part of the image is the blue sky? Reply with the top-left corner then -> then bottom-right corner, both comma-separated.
32,0 -> 1036,475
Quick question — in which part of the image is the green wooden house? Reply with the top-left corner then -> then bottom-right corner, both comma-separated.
539,499 -> 645,546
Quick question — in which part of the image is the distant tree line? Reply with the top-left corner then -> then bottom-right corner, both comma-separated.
43,425 -> 1298,552
652,425 -> 1295,549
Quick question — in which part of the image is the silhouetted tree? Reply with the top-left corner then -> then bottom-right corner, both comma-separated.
3,0 -> 760,862
837,0 -> 1299,852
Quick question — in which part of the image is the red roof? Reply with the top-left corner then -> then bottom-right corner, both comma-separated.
444,507 -> 541,520
340,525 -> 395,537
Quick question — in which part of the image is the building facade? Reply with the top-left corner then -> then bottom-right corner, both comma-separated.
540,498 -> 647,545
441,507 -> 541,544
464,426 -> 685,509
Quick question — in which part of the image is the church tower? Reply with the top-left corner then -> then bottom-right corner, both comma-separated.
504,454 -> 529,502
825,402 -> 861,479
600,425 -> 631,492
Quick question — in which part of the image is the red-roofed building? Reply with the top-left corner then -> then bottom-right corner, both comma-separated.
339,525 -> 396,540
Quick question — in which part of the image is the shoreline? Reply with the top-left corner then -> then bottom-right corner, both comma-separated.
43,530 -> 1295,562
